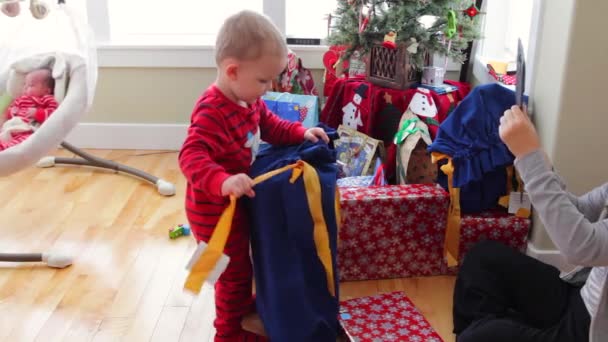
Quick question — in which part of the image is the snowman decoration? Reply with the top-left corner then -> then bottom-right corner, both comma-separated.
342,83 -> 368,130
408,87 -> 438,122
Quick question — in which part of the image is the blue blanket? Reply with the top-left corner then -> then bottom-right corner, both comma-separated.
247,138 -> 340,342
428,83 -> 516,213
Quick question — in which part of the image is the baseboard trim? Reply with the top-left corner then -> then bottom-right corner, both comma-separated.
526,242 -> 573,272
65,123 -> 189,150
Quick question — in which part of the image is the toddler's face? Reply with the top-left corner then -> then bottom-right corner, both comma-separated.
23,72 -> 52,97
232,53 -> 287,105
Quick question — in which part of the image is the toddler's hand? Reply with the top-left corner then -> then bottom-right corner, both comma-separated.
221,174 -> 255,198
304,127 -> 330,144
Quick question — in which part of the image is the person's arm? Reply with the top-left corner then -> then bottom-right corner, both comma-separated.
178,106 -> 231,197
33,95 -> 58,124
570,182 -> 608,222
517,150 -> 608,266
258,100 -> 307,145
501,105 -> 608,266
548,159 -> 606,221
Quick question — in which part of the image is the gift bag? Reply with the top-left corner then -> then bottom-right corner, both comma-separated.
274,49 -> 318,96
334,125 -> 384,177
395,109 -> 436,184
322,45 -> 349,98
262,92 -> 319,128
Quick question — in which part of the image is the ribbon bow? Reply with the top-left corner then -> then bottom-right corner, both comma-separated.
394,117 -> 429,145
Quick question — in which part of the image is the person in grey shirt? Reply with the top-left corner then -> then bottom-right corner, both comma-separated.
453,105 -> 606,342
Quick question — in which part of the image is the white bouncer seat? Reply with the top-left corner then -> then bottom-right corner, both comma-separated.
0,0 -> 174,268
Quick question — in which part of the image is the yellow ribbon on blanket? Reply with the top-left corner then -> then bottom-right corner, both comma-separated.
498,166 -> 530,218
335,187 -> 342,248
498,166 -> 515,208
431,152 -> 461,267
184,160 -> 338,297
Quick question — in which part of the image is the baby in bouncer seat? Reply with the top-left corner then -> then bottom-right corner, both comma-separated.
0,68 -> 57,150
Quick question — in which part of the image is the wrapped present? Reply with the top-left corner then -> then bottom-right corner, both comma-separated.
442,209 -> 531,275
335,125 -> 385,177
337,176 -> 374,188
262,92 -> 319,128
348,50 -> 367,78
339,292 -> 444,342
273,49 -> 318,95
338,185 -> 449,281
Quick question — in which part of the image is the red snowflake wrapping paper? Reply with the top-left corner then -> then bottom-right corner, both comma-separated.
442,209 -> 531,275
339,292 -> 444,342
338,186 -> 531,280
338,185 -> 450,281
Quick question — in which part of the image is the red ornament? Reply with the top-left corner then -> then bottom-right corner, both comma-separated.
464,4 -> 479,18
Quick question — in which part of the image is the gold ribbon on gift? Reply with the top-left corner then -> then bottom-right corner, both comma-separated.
433,154 -> 532,268
335,187 -> 342,248
498,166 -> 530,218
431,152 -> 461,267
184,160 -> 338,297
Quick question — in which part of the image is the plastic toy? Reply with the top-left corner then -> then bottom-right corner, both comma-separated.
169,224 -> 191,239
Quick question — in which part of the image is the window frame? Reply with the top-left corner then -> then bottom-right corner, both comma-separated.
472,0 -> 543,95
88,0 -> 329,68
89,0 -> 461,72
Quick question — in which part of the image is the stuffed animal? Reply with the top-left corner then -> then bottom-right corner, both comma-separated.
1,0 -> 50,19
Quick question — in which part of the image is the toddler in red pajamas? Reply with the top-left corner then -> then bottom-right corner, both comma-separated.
178,10 -> 329,342
1,68 -> 57,150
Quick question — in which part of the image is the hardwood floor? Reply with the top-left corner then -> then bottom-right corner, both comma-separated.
0,149 -> 456,342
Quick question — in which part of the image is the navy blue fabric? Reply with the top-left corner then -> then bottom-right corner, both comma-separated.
428,84 -> 516,213
247,137 -> 340,342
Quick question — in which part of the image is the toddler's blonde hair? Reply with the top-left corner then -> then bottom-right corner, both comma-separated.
215,10 -> 287,65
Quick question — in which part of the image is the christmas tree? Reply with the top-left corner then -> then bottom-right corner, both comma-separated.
328,0 -> 482,70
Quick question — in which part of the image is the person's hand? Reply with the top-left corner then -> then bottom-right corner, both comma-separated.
221,174 -> 255,198
498,105 -> 541,159
304,127 -> 330,144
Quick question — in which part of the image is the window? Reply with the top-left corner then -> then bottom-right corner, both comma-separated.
473,0 -> 540,87
477,0 -> 536,68
286,0 -> 337,41
87,0 -> 332,68
89,0 -> 335,45
105,0 -> 262,45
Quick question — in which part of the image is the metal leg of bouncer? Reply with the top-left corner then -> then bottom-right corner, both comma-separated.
0,252 -> 72,268
36,141 -> 176,196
